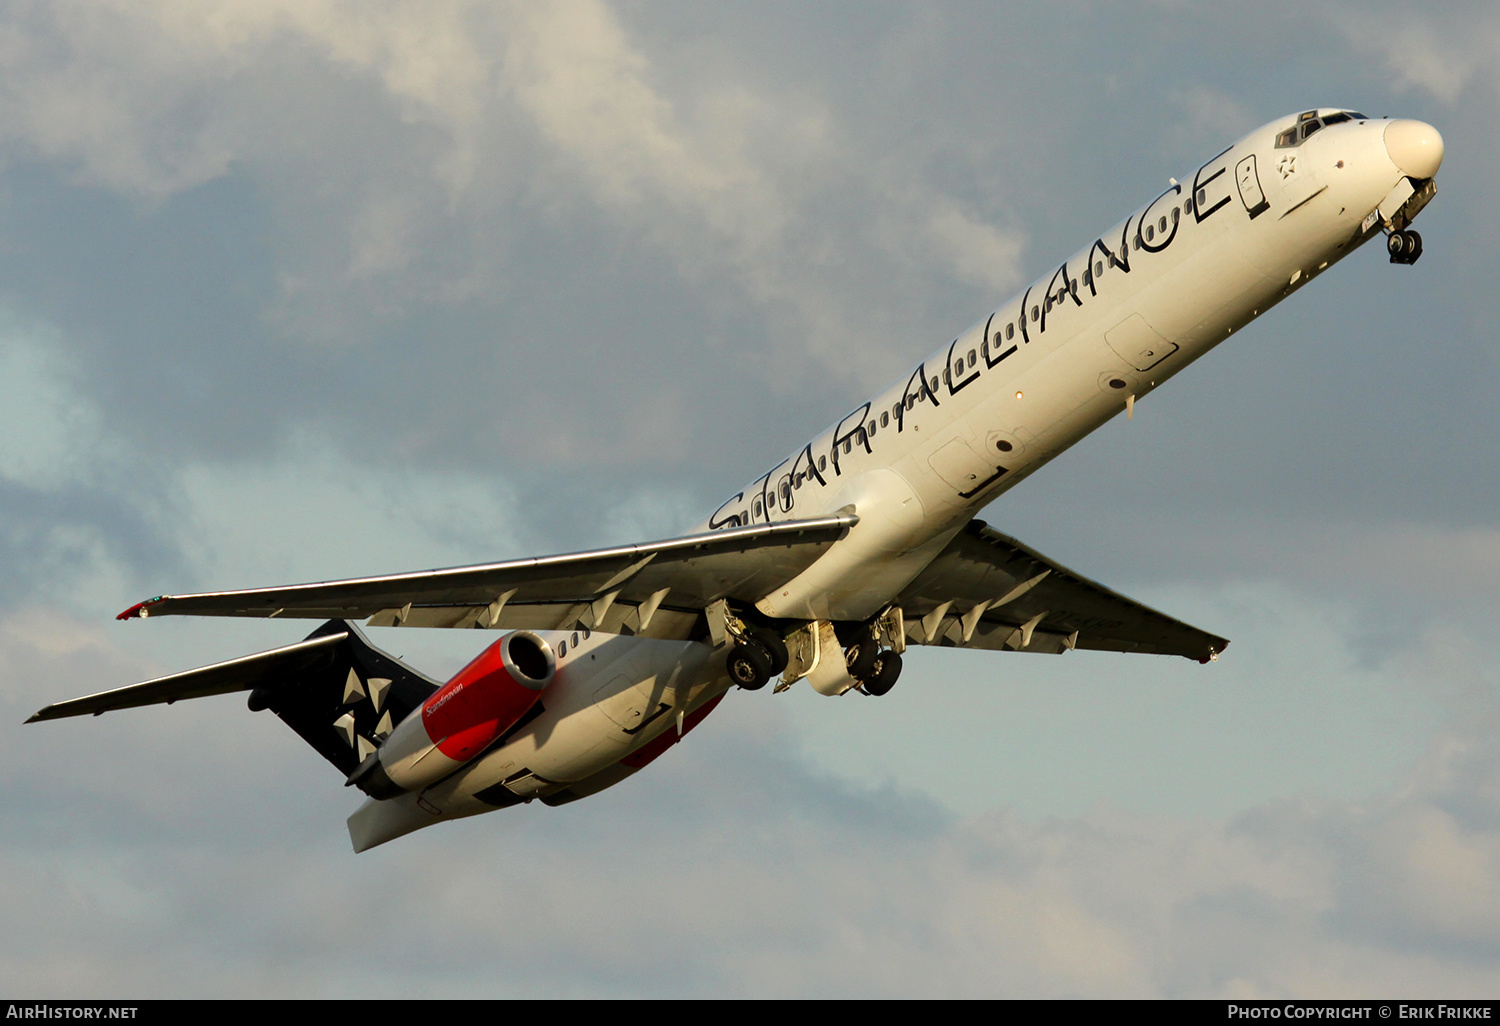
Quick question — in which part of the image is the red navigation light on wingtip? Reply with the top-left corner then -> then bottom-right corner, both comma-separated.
116,600 -> 155,620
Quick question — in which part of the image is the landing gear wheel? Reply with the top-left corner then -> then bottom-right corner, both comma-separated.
1388,229 -> 1423,264
862,650 -> 903,696
749,628 -> 789,677
844,640 -> 879,680
727,641 -> 773,690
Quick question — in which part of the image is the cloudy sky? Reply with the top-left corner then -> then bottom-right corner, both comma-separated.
2,0 -> 1499,998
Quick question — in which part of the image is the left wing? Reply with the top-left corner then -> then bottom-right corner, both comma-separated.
117,514 -> 858,641
895,520 -> 1227,662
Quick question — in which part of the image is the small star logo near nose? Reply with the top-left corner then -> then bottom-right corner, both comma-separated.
1277,155 -> 1297,179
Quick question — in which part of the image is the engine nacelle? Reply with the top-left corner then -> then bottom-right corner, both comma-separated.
348,630 -> 555,799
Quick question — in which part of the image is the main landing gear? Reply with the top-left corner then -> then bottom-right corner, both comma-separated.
860,648 -> 902,696
1388,229 -> 1423,265
727,628 -> 788,691
726,622 -> 904,696
842,628 -> 903,697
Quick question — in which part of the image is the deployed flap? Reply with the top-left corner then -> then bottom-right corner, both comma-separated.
896,520 -> 1227,662
30,620 -> 441,776
116,514 -> 858,640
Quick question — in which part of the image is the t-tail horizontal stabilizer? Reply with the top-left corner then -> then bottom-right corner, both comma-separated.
27,620 -> 441,777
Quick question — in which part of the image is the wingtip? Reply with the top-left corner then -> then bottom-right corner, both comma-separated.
1197,640 -> 1230,664
116,598 -> 160,620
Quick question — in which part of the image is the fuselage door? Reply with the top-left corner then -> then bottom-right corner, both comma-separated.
1236,154 -> 1269,219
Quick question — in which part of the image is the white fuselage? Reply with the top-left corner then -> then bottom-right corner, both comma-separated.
350,111 -> 1441,848
697,112 -> 1432,621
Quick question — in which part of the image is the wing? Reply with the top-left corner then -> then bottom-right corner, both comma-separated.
117,514 -> 858,641
896,520 -> 1226,662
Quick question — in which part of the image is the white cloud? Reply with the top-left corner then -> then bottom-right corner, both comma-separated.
0,0 -> 1026,387
3,587 -> 1498,997
1332,11 -> 1494,106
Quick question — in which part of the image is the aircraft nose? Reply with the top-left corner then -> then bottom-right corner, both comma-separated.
1384,119 -> 1444,179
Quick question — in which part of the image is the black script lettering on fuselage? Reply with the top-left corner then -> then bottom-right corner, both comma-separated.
709,140 -> 1243,528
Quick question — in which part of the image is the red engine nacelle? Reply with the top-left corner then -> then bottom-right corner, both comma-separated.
349,630 -> 555,798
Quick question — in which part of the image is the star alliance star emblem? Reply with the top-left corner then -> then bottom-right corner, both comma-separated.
1277,154 -> 1297,179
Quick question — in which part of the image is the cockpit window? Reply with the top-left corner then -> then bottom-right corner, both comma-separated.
1277,109 -> 1363,148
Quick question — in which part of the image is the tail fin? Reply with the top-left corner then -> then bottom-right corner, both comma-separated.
29,620 -> 439,777
253,620 -> 439,774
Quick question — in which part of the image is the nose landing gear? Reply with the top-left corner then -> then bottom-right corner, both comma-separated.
1388,229 -> 1423,265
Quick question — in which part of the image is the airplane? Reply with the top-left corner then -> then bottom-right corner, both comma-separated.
29,109 -> 1445,852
